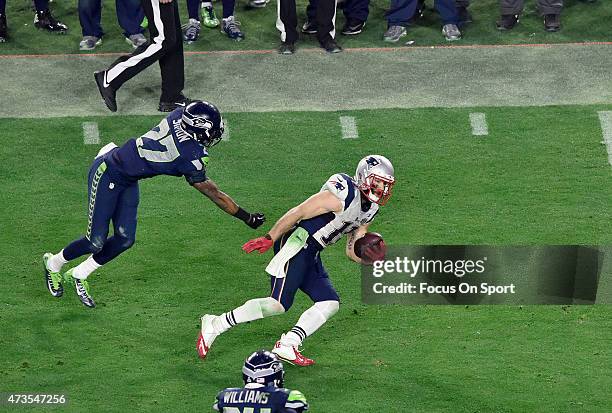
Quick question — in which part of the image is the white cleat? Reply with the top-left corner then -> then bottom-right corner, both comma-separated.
197,314 -> 219,359
272,335 -> 315,367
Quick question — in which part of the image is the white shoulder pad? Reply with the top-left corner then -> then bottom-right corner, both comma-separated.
322,173 -> 356,211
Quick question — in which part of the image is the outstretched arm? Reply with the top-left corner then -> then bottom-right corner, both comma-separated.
267,191 -> 343,241
193,179 -> 265,229
242,191 -> 343,254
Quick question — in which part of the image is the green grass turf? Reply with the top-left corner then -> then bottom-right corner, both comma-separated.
0,0 -> 610,54
1,105 -> 612,412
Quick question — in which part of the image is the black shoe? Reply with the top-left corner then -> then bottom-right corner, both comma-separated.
341,20 -> 365,35
496,14 -> 519,31
321,39 -> 342,53
34,9 -> 68,34
94,71 -> 117,112
278,41 -> 296,55
301,20 -> 317,34
0,14 -> 7,42
158,94 -> 192,112
544,14 -> 561,32
457,7 -> 472,25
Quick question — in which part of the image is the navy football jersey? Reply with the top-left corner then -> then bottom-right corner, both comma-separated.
213,384 -> 308,413
106,108 -> 209,184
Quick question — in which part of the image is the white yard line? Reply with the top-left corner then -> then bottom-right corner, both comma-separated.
340,116 -> 358,139
82,122 -> 100,145
222,119 -> 229,141
469,113 -> 488,136
598,111 -> 612,167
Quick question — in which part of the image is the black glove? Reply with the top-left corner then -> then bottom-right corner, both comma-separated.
235,207 -> 266,229
245,212 -> 266,229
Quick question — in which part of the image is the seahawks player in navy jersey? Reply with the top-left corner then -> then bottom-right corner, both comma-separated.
43,101 -> 265,308
214,350 -> 308,413
197,155 -> 394,365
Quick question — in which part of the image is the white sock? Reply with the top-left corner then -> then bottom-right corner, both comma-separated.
72,255 -> 102,280
281,301 -> 339,347
47,249 -> 68,273
214,298 -> 285,333
201,2 -> 213,7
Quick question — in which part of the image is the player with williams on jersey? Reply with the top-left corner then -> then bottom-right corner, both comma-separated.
197,155 -> 394,365
213,350 -> 308,412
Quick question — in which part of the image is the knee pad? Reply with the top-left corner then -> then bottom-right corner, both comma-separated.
259,297 -> 286,317
314,300 -> 339,320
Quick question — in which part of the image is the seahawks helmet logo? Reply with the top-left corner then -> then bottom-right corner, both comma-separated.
191,118 -> 213,130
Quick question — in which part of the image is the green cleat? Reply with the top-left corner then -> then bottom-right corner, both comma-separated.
43,253 -> 64,298
201,5 -> 219,28
65,269 -> 96,308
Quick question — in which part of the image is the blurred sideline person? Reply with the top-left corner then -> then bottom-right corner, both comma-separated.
43,101 -> 265,309
78,0 -> 147,50
0,0 -> 67,42
182,0 -> 245,43
213,351 -> 309,412
94,0 -> 189,113
384,0 -> 462,42
301,0 -> 370,36
496,0 -> 563,32
277,0 -> 342,54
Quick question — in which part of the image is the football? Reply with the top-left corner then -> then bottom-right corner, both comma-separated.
354,232 -> 386,263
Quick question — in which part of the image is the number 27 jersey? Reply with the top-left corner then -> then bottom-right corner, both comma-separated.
107,108 -> 209,184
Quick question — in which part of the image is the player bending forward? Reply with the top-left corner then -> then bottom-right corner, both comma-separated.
213,350 -> 308,412
43,101 -> 265,308
198,155 -> 394,365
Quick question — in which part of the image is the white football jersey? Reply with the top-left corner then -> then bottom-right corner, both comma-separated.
299,173 -> 379,248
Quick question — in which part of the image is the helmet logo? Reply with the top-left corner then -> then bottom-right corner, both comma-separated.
192,118 -> 213,129
366,157 -> 380,167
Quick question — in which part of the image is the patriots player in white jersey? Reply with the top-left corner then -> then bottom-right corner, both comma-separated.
197,155 -> 394,365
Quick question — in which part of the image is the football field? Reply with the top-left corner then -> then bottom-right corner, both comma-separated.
2,101 -> 612,411
2,4 -> 612,409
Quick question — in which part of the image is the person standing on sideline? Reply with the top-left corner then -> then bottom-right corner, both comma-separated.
277,0 -> 342,55
78,0 -> 147,50
94,0 -> 190,113
0,0 -> 68,42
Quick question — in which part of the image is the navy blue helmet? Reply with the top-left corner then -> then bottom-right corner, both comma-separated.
242,350 -> 285,388
181,100 -> 224,147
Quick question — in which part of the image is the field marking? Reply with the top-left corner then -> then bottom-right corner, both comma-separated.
340,116 -> 358,139
222,119 -> 229,141
2,41 -> 612,59
598,111 -> 612,167
469,113 -> 488,136
82,122 -> 100,145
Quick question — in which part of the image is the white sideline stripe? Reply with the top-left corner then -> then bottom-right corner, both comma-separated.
469,112 -> 488,136
598,111 -> 612,166
222,120 -> 229,141
83,122 -> 100,145
340,116 -> 358,139
105,0 -> 164,85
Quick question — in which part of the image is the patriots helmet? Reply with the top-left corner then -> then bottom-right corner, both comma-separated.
355,155 -> 395,205
242,350 -> 285,388
181,100 -> 224,147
